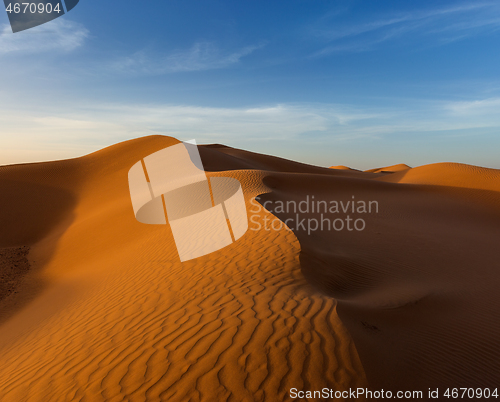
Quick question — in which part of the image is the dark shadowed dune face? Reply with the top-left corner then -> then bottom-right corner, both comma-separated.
0,166 -> 78,324
0,180 -> 76,248
258,171 -> 500,391
0,246 -> 30,303
199,144 -> 384,178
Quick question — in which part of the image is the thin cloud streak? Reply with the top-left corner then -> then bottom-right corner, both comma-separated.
2,98 -> 500,154
0,19 -> 88,54
108,42 -> 265,75
0,102 -> 390,165
444,97 -> 500,116
312,2 -> 500,55
2,98 -> 500,169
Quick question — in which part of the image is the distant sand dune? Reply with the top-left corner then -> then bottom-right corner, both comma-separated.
365,163 -> 411,173
0,136 -> 366,401
379,162 -> 500,192
329,165 -> 359,171
259,164 -> 500,391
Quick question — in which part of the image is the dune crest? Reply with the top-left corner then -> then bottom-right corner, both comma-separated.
259,162 -> 500,391
0,136 -> 366,401
2,136 -> 499,399
365,163 -> 411,173
379,162 -> 500,192
329,165 -> 361,171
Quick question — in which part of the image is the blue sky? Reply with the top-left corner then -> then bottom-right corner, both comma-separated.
1,0 -> 500,169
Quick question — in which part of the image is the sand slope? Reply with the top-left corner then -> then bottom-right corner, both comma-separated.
365,163 -> 411,173
0,136 -> 366,401
329,165 -> 361,172
379,162 -> 500,192
2,136 -> 499,400
260,163 -> 500,392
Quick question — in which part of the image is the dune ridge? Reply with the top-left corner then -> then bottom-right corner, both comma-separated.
379,162 -> 500,192
2,135 -> 499,400
329,165 -> 360,171
0,136 -> 366,401
259,163 -> 500,391
365,163 -> 411,173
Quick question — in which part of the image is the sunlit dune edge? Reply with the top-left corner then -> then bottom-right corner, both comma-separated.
329,165 -> 360,172
1,135 -> 500,400
0,135 -> 367,401
364,163 -> 411,173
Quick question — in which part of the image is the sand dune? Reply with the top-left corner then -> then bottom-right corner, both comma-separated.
365,163 -> 411,173
379,162 -> 500,192
0,136 -> 365,401
259,164 -> 500,392
329,165 -> 361,172
1,136 -> 499,400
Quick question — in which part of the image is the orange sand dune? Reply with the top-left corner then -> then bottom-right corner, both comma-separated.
365,163 -> 411,173
0,136 -> 365,401
1,136 -> 500,400
379,162 -> 500,192
329,165 -> 361,172
260,163 -> 500,392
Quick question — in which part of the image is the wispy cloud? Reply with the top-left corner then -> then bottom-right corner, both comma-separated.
2,97 -> 500,167
0,103 -> 379,141
108,42 -> 264,75
0,101 -> 388,165
444,97 -> 500,116
312,2 -> 500,55
0,19 -> 88,54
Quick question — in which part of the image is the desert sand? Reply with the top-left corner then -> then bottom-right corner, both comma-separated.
364,163 -> 411,174
1,135 -> 499,401
258,161 -> 500,393
0,136 -> 366,401
329,165 -> 361,172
